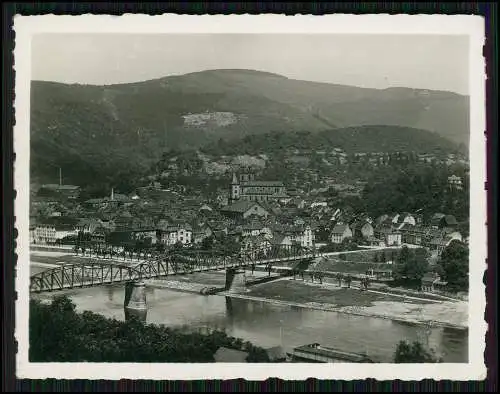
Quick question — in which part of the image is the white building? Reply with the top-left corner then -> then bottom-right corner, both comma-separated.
159,224 -> 193,246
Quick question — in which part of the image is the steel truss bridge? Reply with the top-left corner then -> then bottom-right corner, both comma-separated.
30,244 -> 316,293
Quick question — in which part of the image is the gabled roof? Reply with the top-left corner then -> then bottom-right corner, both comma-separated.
221,200 -> 268,214
242,180 -> 284,187
331,223 -> 350,235
443,215 -> 458,226
41,184 -> 80,190
376,226 -> 400,235
242,221 -> 266,231
271,234 -> 288,245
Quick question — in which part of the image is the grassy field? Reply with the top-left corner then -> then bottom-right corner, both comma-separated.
248,280 -> 432,307
314,259 -> 392,275
30,253 -> 138,266
334,248 -> 401,263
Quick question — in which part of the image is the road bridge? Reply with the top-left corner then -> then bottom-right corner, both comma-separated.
29,244 -> 315,294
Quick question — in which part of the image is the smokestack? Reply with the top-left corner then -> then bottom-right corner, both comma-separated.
111,188 -> 114,201
59,167 -> 62,186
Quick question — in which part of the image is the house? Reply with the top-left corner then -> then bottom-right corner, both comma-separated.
241,220 -> 273,239
289,197 -> 307,209
330,223 -> 353,244
90,226 -> 108,245
213,347 -> 248,363
374,226 -> 402,246
207,221 -> 229,236
29,225 -> 36,243
75,218 -> 102,234
441,215 -> 458,229
131,228 -> 158,246
33,217 -> 79,244
271,234 -> 294,249
448,175 -> 463,191
429,232 -> 463,256
38,184 -> 81,200
400,225 -> 426,245
241,235 -> 272,259
158,224 -> 193,246
393,212 -> 416,228
366,236 -> 385,247
34,223 -> 78,245
310,201 -> 328,209
199,204 -> 213,214
274,224 -> 315,248
430,213 -> 446,229
192,224 -> 214,244
350,220 -> 374,239
421,272 -> 448,292
220,200 -> 269,221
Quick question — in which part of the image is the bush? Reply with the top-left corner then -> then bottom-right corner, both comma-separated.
393,340 -> 442,363
29,295 -> 270,362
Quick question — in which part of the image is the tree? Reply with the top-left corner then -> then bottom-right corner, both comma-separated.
393,340 -> 442,363
315,272 -> 324,284
372,253 -> 379,263
406,248 -> 430,282
336,273 -> 343,287
344,275 -> 352,288
201,235 -> 214,250
30,296 -> 271,363
437,241 -> 469,292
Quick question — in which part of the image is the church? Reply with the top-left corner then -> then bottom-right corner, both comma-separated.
230,170 -> 287,203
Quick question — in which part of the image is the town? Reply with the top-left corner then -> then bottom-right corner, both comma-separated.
30,145 -> 469,297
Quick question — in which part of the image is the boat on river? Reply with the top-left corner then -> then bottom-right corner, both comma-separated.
287,343 -> 374,363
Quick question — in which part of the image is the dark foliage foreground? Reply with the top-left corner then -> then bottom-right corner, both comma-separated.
29,296 -> 270,362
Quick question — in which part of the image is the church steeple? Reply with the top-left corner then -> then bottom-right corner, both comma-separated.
230,171 -> 240,202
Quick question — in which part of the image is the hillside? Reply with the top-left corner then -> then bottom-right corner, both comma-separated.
30,69 -> 469,186
202,126 -> 459,157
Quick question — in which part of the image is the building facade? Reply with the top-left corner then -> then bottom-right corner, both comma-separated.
330,224 -> 353,244
158,225 -> 193,246
230,171 -> 287,203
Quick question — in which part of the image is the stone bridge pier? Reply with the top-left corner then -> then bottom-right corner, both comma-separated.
225,267 -> 247,293
124,281 -> 147,322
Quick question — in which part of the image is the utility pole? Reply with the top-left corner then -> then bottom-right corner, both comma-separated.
59,167 -> 62,186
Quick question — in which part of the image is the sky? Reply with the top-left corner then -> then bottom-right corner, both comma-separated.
31,34 -> 469,95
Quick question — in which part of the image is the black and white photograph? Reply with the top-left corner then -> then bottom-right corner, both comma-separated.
14,14 -> 486,380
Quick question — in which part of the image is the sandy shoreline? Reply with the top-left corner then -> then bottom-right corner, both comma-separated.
220,292 -> 468,331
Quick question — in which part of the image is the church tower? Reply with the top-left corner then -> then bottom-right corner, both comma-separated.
230,172 -> 240,203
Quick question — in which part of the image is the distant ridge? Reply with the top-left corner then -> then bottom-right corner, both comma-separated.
30,68 -> 469,186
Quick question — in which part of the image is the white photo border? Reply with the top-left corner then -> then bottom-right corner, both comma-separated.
13,14 -> 487,380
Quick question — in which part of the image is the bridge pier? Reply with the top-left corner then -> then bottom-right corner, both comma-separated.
225,267 -> 247,293
124,281 -> 147,322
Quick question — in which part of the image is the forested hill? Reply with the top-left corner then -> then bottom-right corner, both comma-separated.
30,69 -> 469,186
202,126 -> 461,157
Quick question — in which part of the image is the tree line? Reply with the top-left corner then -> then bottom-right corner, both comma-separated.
30,296 -> 271,363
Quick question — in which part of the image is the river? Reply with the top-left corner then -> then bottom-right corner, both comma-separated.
32,281 -> 468,363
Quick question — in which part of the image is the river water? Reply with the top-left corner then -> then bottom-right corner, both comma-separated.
33,282 -> 468,363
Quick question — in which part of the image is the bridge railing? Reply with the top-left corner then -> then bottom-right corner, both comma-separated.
31,246 -> 316,293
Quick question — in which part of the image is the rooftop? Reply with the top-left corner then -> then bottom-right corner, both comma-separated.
221,200 -> 267,214
331,223 -> 350,235
41,184 -> 80,190
291,343 -> 373,363
241,180 -> 285,187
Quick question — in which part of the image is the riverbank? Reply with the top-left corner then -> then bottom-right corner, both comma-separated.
221,291 -> 467,331
226,278 -> 468,330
